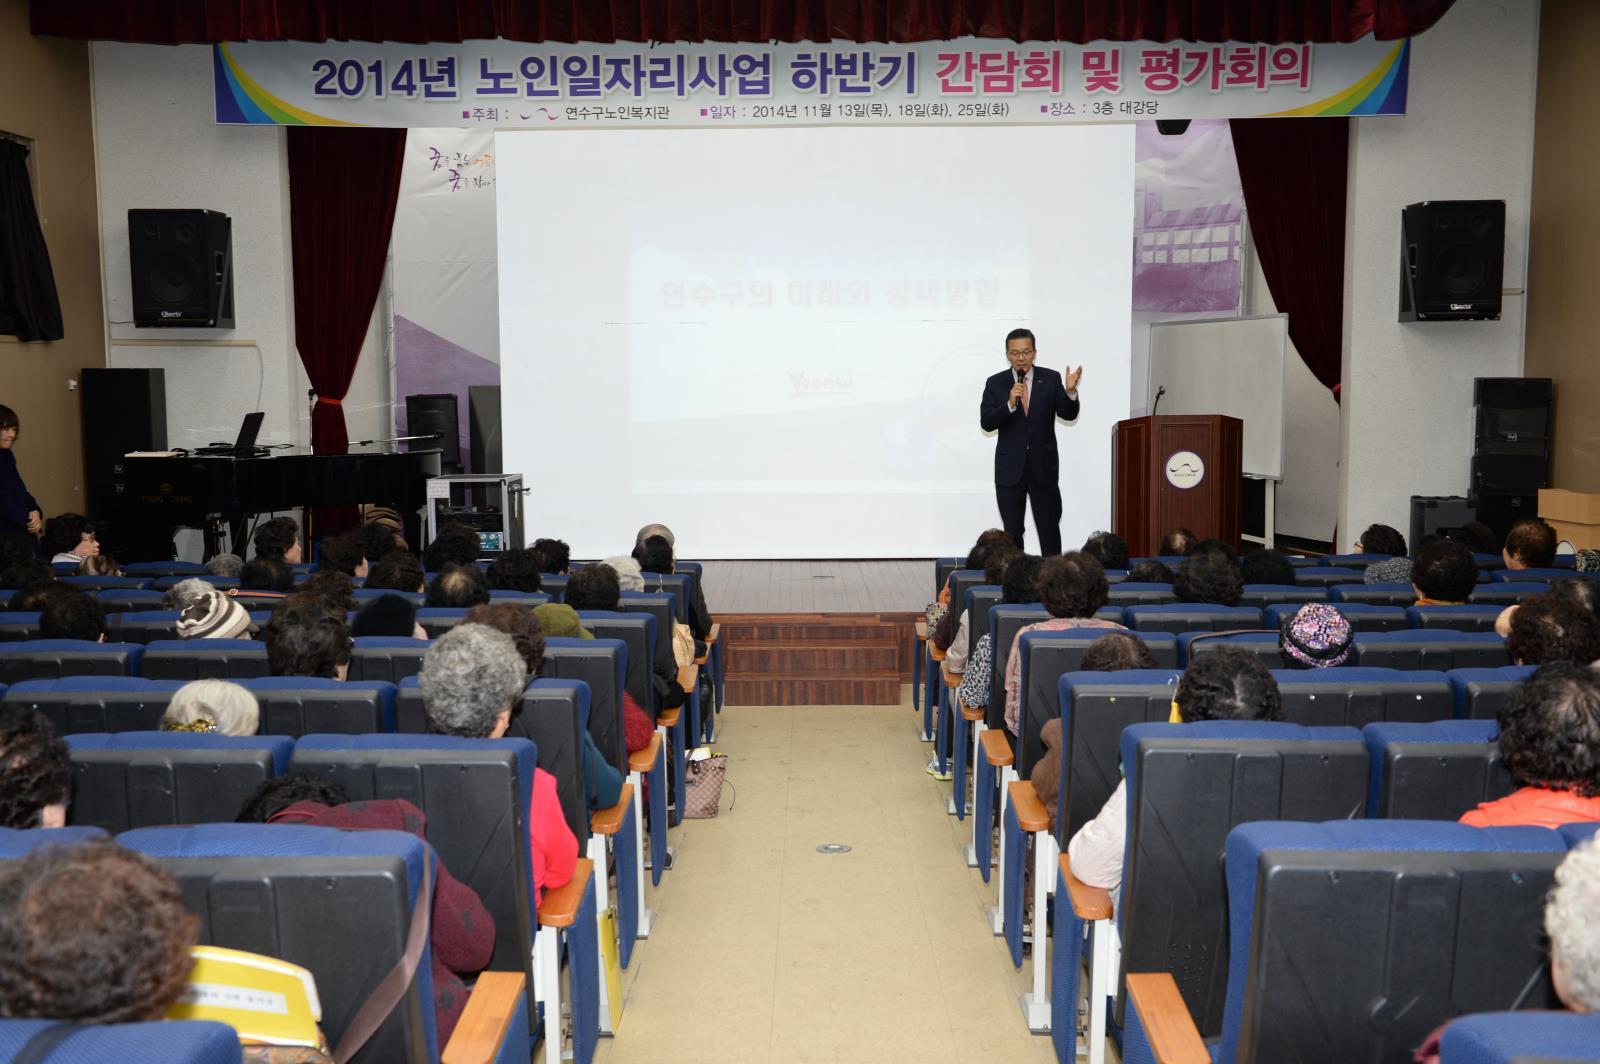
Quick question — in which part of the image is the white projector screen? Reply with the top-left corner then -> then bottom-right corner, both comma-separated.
498,125 -> 1133,559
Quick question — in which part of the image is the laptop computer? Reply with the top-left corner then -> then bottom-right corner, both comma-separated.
192,411 -> 266,456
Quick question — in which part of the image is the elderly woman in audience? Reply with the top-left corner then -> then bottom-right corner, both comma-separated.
1067,648 -> 1282,910
1172,549 -> 1244,607
237,772 -> 494,1045
1460,662 -> 1600,828
465,602 -> 624,812
239,554 -> 294,593
42,513 -> 99,565
1124,559 -> 1174,585
1003,552 -> 1126,736
7,576 -> 61,613
366,550 -> 425,594
1081,531 -> 1129,572
1411,536 -> 1478,605
1278,602 -> 1354,669
263,593 -> 350,680
955,553 -> 1041,730
161,576 -> 213,612
426,563 -> 490,609
0,706 -> 70,829
252,515 -> 302,565
603,554 -> 645,593
531,537 -> 571,575
301,569 -> 356,612
424,522 -> 481,572
567,563 -> 686,712
1506,593 -> 1600,666
529,600 -> 655,755
930,529 -> 1014,653
1030,632 -> 1158,823
1240,548 -> 1297,586
1357,522 -> 1408,558
76,554 -> 123,577
1503,517 -> 1558,570
1158,528 -> 1197,557
350,592 -> 427,639
944,542 -> 1021,677
419,624 -> 577,906
355,520 -> 403,567
318,529 -> 369,578
38,588 -> 105,642
204,552 -> 244,578
174,584 -> 252,640
485,547 -> 543,593
1499,578 -> 1600,641
0,841 -> 197,1023
634,533 -> 715,643
160,679 -> 260,736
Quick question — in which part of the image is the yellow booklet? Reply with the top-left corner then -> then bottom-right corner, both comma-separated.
166,945 -> 327,1050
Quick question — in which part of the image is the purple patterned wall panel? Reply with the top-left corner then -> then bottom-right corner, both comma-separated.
1133,119 -> 1244,314
393,314 -> 502,470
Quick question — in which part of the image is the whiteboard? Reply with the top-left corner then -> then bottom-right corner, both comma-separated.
1147,314 -> 1287,479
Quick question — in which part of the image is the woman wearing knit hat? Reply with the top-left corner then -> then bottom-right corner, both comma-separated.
174,585 -> 252,640
1278,602 -> 1354,669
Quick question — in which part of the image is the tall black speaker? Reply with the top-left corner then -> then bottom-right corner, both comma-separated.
80,368 -> 174,561
1398,200 -> 1505,322
128,209 -> 235,328
405,393 -> 462,474
1471,377 -> 1552,494
468,385 -> 502,474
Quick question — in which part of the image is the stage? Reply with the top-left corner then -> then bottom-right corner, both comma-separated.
700,561 -> 931,707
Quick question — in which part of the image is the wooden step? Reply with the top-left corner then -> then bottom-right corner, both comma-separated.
725,641 -> 902,674
723,675 -> 903,706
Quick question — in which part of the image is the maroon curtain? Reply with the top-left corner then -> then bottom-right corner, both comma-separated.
287,125 -> 405,454
33,0 -> 1456,44
1229,117 -> 1349,401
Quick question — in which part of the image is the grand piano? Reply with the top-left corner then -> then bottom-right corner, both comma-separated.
111,446 -> 442,556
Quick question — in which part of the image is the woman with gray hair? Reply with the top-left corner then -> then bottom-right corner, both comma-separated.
601,555 -> 644,593
160,576 -> 214,612
1549,832 -> 1600,1014
418,624 -> 577,902
160,679 -> 260,736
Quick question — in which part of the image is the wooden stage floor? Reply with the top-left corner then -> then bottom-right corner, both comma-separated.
698,560 -> 933,615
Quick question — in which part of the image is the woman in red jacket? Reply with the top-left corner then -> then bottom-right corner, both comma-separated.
1460,662 -> 1600,828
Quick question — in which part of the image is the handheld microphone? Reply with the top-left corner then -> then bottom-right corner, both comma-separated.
1152,385 -> 1166,416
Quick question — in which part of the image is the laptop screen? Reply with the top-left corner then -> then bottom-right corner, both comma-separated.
233,411 -> 265,451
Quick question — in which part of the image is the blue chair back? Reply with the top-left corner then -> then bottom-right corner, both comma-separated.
1469,582 -> 1551,606
95,589 -> 170,613
66,732 -> 293,832
1439,1012 -> 1600,1063
1106,582 -> 1176,606
120,823 -> 441,1063
1352,630 -> 1511,670
1055,670 -> 1180,843
1291,567 -> 1365,589
346,636 -> 430,683
1329,582 -> 1416,607
0,1020 -> 241,1062
1407,604 -> 1505,633
1122,604 -> 1263,634
1273,668 -> 1454,728
2,677 -> 184,735
1448,665 -> 1537,721
0,640 -> 143,684
240,678 -> 397,736
1178,631 -> 1282,668
1237,584 -> 1326,611
0,825 -> 109,857
541,637 -> 628,774
0,612 -> 40,642
140,639 -> 266,681
1362,720 -> 1512,820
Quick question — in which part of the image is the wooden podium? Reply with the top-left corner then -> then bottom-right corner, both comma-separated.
1113,415 -> 1243,558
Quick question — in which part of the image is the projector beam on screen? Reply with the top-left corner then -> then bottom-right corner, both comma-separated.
497,124 -> 1134,559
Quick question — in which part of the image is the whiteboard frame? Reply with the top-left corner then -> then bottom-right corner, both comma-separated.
1146,312 -> 1288,481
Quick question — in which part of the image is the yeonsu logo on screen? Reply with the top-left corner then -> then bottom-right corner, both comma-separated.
786,371 -> 855,399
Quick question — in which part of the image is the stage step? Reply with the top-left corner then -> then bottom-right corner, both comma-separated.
720,612 -> 919,707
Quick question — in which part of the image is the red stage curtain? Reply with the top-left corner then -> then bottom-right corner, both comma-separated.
32,1 -> 1456,44
287,125 -> 405,454
1229,116 -> 1349,400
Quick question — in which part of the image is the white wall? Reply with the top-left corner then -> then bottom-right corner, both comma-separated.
1338,0 -> 1538,550
91,42 -> 389,453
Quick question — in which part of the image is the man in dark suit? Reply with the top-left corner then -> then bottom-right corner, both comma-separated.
979,328 -> 1083,556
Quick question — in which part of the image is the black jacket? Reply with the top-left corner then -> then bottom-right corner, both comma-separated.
979,366 -> 1080,487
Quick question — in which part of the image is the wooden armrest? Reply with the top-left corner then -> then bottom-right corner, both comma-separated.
1124,972 -> 1210,1064
677,663 -> 699,692
943,665 -> 963,688
915,620 -> 928,641
590,784 -> 634,836
929,642 -> 947,662
704,622 -> 720,645
978,728 -> 1014,767
441,971 -> 527,1064
959,698 -> 984,722
628,731 -> 663,774
658,707 -> 681,729
1060,854 -> 1114,922
1007,781 -> 1050,833
537,857 -> 594,929
695,651 -> 708,666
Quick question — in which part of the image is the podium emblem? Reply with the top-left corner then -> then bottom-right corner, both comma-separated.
1164,451 -> 1205,490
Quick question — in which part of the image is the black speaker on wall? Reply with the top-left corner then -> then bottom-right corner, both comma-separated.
128,209 -> 235,328
1398,200 -> 1505,322
406,393 -> 462,474
80,368 -> 174,560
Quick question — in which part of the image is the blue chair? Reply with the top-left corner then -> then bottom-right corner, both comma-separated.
0,825 -> 109,857
1122,821 -> 1569,1064
2,677 -> 184,735
153,575 -> 239,590
1237,584 -> 1326,611
1439,1012 -> 1600,1062
1106,582 -> 1175,606
95,589 -> 170,613
487,590 -> 551,608
352,588 -> 424,604
1362,720 -> 1509,820
1177,630 -> 1281,668
1291,567 -> 1365,589
1329,582 -> 1416,607
1473,552 -> 1508,571
67,732 -> 293,831
346,636 -> 430,683
0,640 -> 143,684
1351,630 -> 1511,670
1407,604 -> 1506,632
1054,722 -> 1368,1061
415,608 -> 468,638
1469,582 -> 1551,606
0,1020 -> 241,1062
0,612 -> 40,642
1491,567 -> 1594,583
240,677 -> 397,735
119,823 -> 535,1063
101,610 -> 186,644
1321,553 -> 1386,569
1121,604 -> 1262,633
1267,601 -> 1411,633
1448,665 -> 1537,720
123,561 -> 208,576
1274,668 -> 1455,727
140,639 -> 266,680
57,575 -> 154,591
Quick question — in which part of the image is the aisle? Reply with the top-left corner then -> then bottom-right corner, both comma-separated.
593,698 -> 1061,1064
